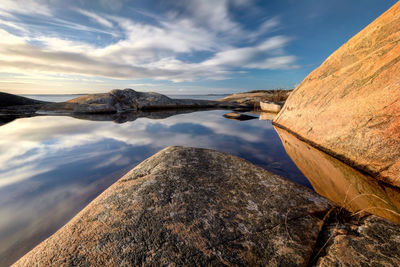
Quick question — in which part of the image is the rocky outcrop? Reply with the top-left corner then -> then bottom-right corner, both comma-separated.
0,92 -> 45,107
218,90 -> 291,108
273,2 -> 400,187
0,92 -> 46,115
38,89 -> 243,114
15,146 -> 332,266
312,209 -> 400,266
13,146 -> 400,266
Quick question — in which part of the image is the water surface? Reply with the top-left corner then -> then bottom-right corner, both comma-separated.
0,109 -> 307,266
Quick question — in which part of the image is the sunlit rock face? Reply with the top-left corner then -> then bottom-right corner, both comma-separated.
38,89 -> 239,114
275,127 -> 400,224
273,2 -> 400,187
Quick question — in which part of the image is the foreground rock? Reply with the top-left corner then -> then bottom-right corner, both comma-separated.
38,89 -> 243,114
274,2 -> 400,187
312,209 -> 400,266
14,146 -> 400,266
15,146 -> 332,266
218,90 -> 291,108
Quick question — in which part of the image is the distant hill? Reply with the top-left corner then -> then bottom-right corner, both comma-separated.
0,92 -> 47,107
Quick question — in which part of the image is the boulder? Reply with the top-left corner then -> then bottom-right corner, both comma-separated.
13,146 -> 400,266
14,146 -> 332,266
273,2 -> 400,187
260,101 -> 282,113
38,89 -> 242,114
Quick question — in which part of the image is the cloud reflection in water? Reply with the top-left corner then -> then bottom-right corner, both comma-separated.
0,110 -> 307,266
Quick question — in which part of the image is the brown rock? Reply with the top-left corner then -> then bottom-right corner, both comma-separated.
314,211 -> 400,266
14,146 -> 332,266
218,90 -> 291,107
260,101 -> 282,113
274,2 -> 400,187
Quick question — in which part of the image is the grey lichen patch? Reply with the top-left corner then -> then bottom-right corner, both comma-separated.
15,146 -> 333,266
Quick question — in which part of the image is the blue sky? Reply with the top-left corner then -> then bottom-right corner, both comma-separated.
0,0 -> 397,94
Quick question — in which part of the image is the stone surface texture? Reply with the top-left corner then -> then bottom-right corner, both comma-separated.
314,211 -> 400,266
218,90 -> 291,107
38,89 -> 240,114
273,2 -> 400,187
260,101 -> 282,113
14,146 -> 332,266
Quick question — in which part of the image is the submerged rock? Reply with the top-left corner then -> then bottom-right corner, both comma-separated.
274,2 -> 400,187
14,146 -> 332,266
38,89 -> 242,114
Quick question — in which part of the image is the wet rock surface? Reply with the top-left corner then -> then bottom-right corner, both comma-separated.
38,89 -> 242,114
273,2 -> 400,187
14,146 -> 332,266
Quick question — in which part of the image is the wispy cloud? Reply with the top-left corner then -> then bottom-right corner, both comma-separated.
0,0 -> 298,92
75,8 -> 113,28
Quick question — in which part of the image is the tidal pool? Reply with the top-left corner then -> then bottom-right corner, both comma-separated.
0,109 -> 307,266
2,109 -> 399,266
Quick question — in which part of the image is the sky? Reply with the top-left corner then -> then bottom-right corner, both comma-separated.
0,0 -> 397,95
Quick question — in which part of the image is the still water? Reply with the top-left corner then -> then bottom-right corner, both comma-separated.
0,109 -> 307,266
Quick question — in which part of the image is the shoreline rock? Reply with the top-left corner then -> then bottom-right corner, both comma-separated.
38,89 -> 245,115
273,2 -> 400,187
13,146 -> 400,266
218,90 -> 291,108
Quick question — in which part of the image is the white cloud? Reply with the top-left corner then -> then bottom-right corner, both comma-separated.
0,0 -> 298,89
0,0 -> 51,16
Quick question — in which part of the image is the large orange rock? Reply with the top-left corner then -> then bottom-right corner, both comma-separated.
274,2 -> 400,187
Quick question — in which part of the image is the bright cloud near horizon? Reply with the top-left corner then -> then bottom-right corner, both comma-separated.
0,0 -> 396,94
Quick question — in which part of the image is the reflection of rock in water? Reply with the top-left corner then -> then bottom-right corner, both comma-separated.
275,126 -> 400,224
223,112 -> 257,121
70,109 -> 214,123
259,112 -> 276,121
